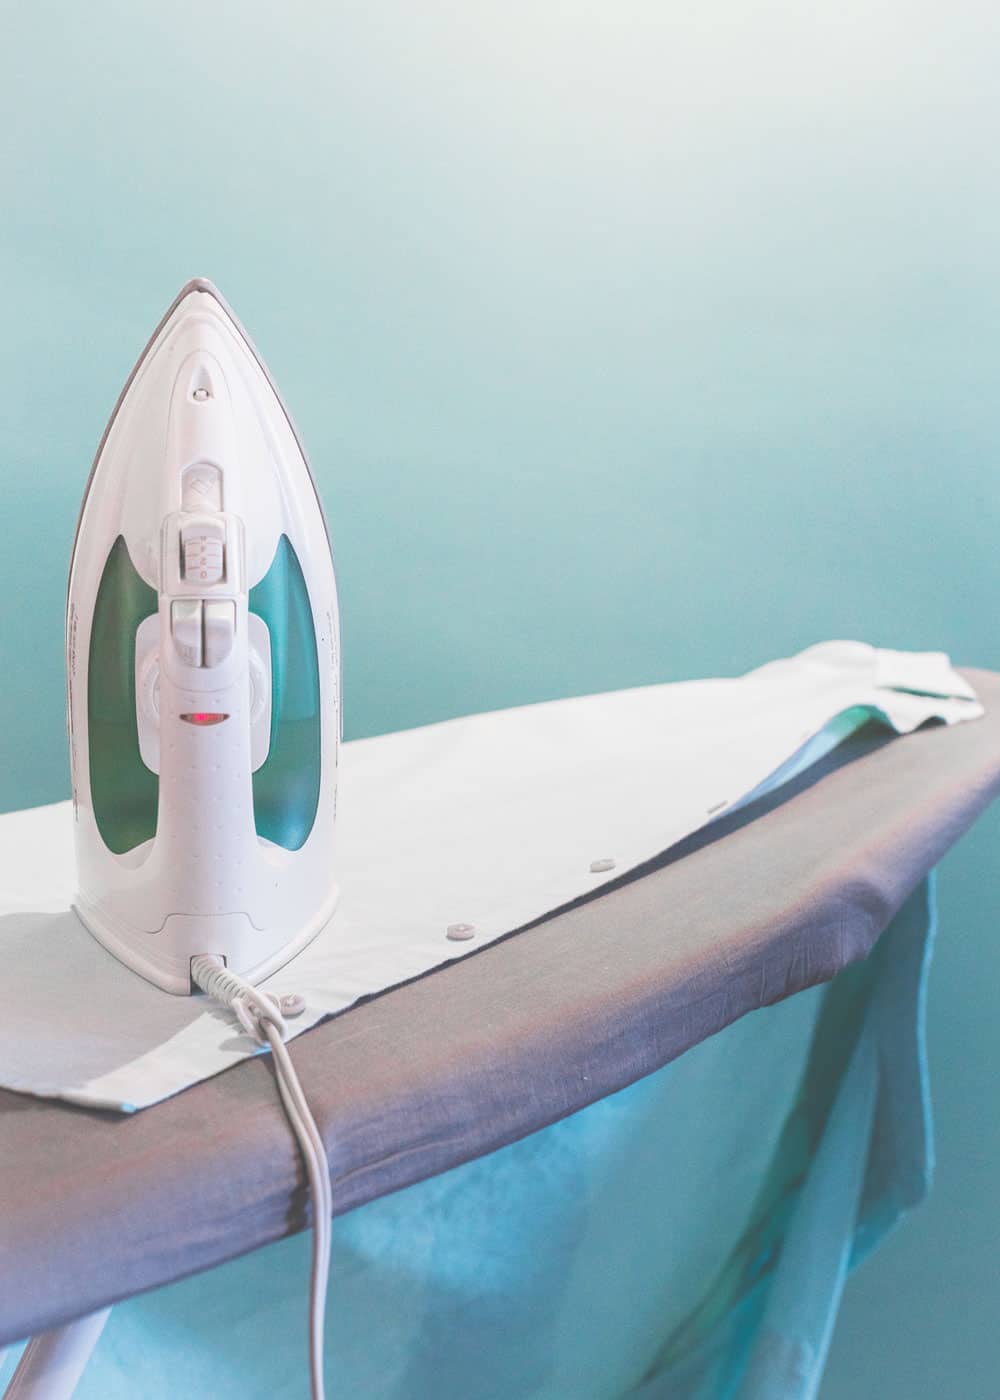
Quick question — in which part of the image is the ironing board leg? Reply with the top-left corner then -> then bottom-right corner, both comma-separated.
2,1308 -> 111,1400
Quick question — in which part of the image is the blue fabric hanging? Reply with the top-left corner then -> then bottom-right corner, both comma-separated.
0,879 -> 934,1399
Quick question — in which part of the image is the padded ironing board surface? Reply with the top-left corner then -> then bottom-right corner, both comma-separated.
2,667 -> 1000,1347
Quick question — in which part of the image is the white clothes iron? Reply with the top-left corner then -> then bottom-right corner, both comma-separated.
66,279 -> 341,994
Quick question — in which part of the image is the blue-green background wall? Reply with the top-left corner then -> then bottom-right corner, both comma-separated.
1,3 -> 997,1393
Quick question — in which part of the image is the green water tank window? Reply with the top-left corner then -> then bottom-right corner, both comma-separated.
88,536 -> 159,854
249,535 -> 322,850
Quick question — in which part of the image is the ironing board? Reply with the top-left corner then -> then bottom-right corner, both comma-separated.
2,668 -> 1000,1365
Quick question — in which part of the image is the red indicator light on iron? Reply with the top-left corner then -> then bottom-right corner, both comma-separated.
180,712 -> 229,726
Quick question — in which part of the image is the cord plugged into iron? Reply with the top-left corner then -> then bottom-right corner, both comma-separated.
190,956 -> 332,1400
190,955 -> 292,1039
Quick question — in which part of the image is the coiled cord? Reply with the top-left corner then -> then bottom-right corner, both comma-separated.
190,955 -> 331,1400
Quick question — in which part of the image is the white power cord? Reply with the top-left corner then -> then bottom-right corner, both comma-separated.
190,956 -> 331,1400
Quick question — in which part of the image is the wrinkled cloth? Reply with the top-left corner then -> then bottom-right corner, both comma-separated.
0,642 -> 979,1112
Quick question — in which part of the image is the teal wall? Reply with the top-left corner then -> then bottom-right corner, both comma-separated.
1,3 -> 997,1393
